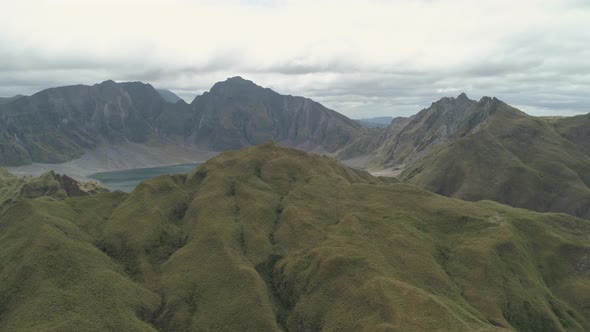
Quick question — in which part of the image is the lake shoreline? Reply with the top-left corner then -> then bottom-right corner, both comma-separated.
6,142 -> 218,180
88,163 -> 202,192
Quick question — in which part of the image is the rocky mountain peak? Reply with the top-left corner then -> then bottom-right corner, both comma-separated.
207,76 -> 265,97
457,92 -> 469,100
476,96 -> 514,116
478,96 -> 494,103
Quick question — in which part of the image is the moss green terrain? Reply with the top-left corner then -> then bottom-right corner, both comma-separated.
0,144 -> 589,331
0,168 -> 107,211
552,113 -> 590,156
398,98 -> 590,219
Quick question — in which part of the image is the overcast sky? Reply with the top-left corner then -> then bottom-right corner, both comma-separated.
0,0 -> 588,118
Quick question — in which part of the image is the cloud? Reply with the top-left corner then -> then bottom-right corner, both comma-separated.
0,0 -> 588,118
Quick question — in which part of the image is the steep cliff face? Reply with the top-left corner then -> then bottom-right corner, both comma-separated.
369,93 -> 481,167
0,78 -> 363,166
189,77 -> 362,152
0,80 -> 173,165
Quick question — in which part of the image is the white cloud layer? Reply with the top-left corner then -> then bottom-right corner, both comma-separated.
0,0 -> 589,117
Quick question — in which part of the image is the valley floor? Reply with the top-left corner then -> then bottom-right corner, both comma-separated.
7,141 -> 400,181
6,142 -> 218,179
368,167 -> 404,177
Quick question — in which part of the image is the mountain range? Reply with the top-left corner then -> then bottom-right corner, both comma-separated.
0,76 -> 589,331
0,77 -> 361,167
0,78 -> 589,220
0,143 -> 588,331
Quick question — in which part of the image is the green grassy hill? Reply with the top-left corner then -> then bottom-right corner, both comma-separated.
399,98 -> 590,219
552,113 -> 590,156
0,168 -> 107,209
0,167 -> 18,204
0,144 -> 588,331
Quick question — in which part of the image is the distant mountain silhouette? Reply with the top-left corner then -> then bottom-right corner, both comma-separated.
355,116 -> 393,128
0,77 -> 361,166
156,89 -> 183,103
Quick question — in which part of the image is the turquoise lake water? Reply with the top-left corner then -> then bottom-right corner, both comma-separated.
89,163 -> 200,192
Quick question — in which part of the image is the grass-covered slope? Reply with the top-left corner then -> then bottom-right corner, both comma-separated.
0,168 -> 107,208
0,193 -> 161,331
553,113 -> 590,156
0,167 -> 18,204
400,98 -> 590,219
1,144 -> 589,331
